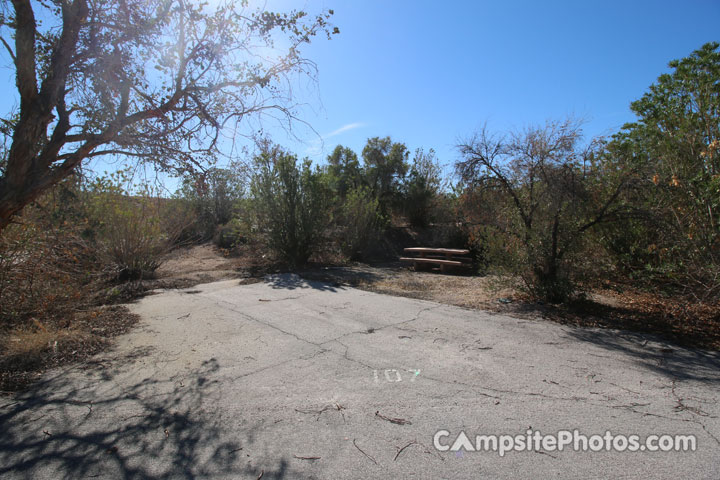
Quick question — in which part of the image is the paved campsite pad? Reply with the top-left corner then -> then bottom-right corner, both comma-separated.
1,274 -> 719,479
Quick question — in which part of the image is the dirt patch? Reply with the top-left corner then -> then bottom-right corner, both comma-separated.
156,242 -> 282,284
302,265 -> 514,310
156,243 -> 242,284
543,289 -> 720,351
93,243 -> 275,305
0,306 -> 138,392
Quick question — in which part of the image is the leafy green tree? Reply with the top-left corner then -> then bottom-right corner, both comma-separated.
0,0 -> 337,232
608,42 -> 720,297
250,146 -> 330,267
326,145 -> 362,198
404,148 -> 443,227
361,137 -> 409,213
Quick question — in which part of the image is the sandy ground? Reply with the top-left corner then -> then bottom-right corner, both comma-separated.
155,244 -> 245,284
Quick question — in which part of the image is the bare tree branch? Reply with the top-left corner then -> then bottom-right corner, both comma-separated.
0,0 -> 337,231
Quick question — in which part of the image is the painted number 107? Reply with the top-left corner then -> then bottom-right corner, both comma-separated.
373,369 -> 421,383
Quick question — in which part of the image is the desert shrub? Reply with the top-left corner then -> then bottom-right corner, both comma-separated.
337,186 -> 386,260
175,167 -> 244,241
159,198 -> 198,246
0,178 -> 145,390
0,180 -> 98,326
250,146 -> 330,267
87,172 -> 179,281
456,120 -> 630,303
214,218 -> 247,249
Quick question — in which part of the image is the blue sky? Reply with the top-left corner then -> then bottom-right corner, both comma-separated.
272,0 -> 719,171
1,0 -> 719,182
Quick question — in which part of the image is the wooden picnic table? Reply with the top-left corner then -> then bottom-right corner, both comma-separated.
403,247 -> 470,259
400,247 -> 471,273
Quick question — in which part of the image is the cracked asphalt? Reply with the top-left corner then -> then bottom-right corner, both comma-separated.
1,274 -> 719,479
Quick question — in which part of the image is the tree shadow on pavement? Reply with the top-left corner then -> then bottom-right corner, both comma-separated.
264,273 -> 345,293
0,356 -> 298,479
562,328 -> 720,383
298,267 -> 389,288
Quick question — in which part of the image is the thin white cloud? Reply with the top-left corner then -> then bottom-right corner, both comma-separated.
323,122 -> 365,140
305,122 -> 366,158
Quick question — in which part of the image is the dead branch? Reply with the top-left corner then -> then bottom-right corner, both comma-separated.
352,438 -> 378,465
375,410 -> 411,425
393,440 -> 420,461
295,402 -> 345,421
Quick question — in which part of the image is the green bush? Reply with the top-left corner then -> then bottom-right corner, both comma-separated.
250,147 -> 330,267
338,186 -> 386,260
214,218 -> 247,249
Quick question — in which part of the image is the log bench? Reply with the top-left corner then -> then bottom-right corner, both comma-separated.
400,247 -> 471,273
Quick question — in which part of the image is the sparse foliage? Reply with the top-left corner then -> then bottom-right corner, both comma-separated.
176,167 -> 244,241
457,120 -> 630,302
0,177 -> 98,326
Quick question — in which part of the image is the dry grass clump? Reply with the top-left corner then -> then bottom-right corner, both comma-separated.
0,189 -> 142,392
0,307 -> 138,392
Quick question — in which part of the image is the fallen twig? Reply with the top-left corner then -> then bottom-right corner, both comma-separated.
394,440 -> 419,461
294,454 -> 321,460
375,410 -> 411,425
256,470 -> 264,480
295,402 -> 345,421
352,438 -> 378,465
535,450 -> 557,459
